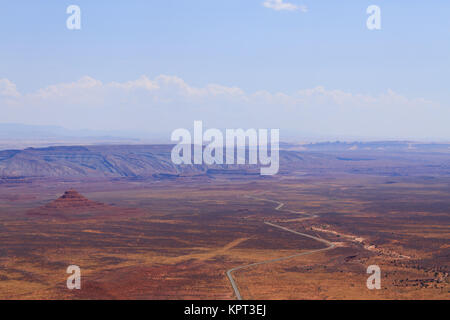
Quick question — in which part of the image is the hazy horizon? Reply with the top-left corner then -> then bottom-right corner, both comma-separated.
1,122 -> 450,147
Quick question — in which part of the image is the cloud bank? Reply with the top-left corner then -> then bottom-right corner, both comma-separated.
0,75 -> 447,140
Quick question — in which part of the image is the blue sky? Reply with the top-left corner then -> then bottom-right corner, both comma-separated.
1,1 -> 450,140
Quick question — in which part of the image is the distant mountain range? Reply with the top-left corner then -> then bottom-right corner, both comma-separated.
1,123 -> 449,152
0,123 -> 162,150
0,123 -> 124,139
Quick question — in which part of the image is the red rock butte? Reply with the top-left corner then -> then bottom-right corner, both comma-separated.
27,190 -> 142,219
27,190 -> 111,217
43,190 -> 105,210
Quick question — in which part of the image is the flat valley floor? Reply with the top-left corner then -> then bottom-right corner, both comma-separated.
0,171 -> 448,300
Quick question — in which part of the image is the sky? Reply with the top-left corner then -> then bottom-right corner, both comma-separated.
1,0 -> 450,141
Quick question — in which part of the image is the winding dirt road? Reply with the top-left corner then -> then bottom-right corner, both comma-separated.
226,196 -> 336,300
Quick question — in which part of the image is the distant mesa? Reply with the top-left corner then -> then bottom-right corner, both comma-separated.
1,143 -> 450,180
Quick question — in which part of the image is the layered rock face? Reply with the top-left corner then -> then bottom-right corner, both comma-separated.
0,145 -> 301,179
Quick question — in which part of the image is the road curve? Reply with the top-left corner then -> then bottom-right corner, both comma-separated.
226,197 -> 335,300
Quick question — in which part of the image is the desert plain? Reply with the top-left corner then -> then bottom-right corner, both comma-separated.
0,142 -> 448,299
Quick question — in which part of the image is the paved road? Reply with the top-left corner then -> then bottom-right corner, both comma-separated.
226,197 -> 336,300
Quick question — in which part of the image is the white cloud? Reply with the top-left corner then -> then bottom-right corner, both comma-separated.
110,76 -> 159,91
34,76 -> 103,99
263,0 -> 307,12
0,75 -> 447,139
0,78 -> 20,98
